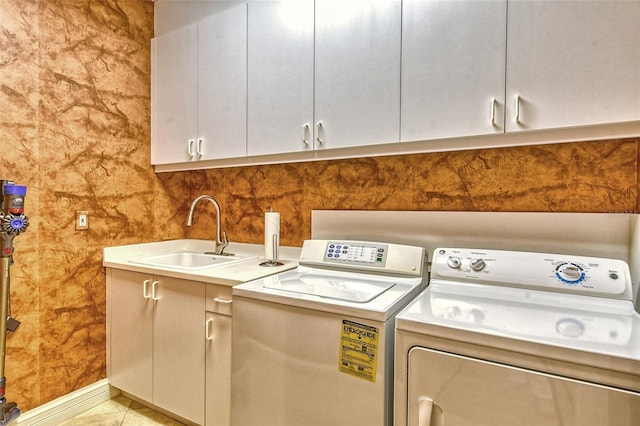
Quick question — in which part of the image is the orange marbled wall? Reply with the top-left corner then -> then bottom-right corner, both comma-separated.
0,0 -> 638,414
185,139 -> 638,246
0,0 -> 184,410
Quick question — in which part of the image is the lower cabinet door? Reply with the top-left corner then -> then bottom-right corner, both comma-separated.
206,312 -> 232,426
108,269 -> 154,402
153,276 -> 207,425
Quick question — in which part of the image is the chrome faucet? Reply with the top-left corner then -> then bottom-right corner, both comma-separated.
186,195 -> 229,255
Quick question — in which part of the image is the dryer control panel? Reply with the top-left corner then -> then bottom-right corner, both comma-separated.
432,248 -> 633,301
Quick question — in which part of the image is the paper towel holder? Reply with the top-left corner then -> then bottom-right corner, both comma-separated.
260,234 -> 283,267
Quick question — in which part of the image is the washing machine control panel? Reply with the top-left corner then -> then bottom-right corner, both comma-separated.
432,248 -> 633,301
298,240 -> 425,277
324,241 -> 388,266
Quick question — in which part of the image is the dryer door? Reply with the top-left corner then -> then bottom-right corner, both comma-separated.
407,347 -> 640,426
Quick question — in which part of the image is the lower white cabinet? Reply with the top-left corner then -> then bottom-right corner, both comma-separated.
205,283 -> 233,426
108,268 -> 232,425
151,273 -> 206,423
205,311 -> 232,426
108,269 -> 155,402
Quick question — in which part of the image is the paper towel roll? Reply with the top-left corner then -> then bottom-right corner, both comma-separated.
264,211 -> 280,260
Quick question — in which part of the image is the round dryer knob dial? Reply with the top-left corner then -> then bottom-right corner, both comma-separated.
560,265 -> 581,278
555,263 -> 585,284
470,258 -> 485,271
447,256 -> 461,269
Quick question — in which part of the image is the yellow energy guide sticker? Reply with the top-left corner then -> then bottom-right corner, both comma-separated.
338,319 -> 379,382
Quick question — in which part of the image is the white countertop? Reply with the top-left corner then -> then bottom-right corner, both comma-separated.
103,239 -> 300,286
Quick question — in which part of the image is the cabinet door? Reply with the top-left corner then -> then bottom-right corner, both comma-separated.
247,0 -> 314,156
107,269 -> 154,402
153,276 -> 207,425
205,312 -> 233,426
197,2 -> 247,160
314,0 -> 401,149
152,18 -> 198,164
505,0 -> 640,132
401,0 -> 506,142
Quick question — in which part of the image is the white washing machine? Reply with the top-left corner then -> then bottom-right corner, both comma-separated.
231,239 -> 427,426
395,248 -> 640,426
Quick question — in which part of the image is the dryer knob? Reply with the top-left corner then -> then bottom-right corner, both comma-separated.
470,258 -> 485,271
559,264 -> 581,279
447,256 -> 461,269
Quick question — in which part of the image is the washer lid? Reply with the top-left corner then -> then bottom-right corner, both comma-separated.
234,266 -> 425,321
264,273 -> 395,303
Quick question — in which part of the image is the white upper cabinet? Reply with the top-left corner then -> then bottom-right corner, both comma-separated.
151,0 -> 640,170
247,0 -> 315,156
152,15 -> 197,164
197,3 -> 247,160
505,0 -> 640,132
314,0 -> 402,149
152,1 -> 247,165
401,0 -> 507,142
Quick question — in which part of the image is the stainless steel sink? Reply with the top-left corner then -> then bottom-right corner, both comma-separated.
129,251 -> 257,271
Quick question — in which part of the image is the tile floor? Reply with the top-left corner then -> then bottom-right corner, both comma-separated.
59,395 -> 185,426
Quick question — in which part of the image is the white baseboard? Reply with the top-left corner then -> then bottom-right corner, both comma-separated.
16,379 -> 118,426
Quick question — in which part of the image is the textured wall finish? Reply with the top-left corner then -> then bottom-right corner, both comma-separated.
0,0 -> 638,415
0,0 -> 177,410
0,0 -> 41,409
186,138 -> 638,247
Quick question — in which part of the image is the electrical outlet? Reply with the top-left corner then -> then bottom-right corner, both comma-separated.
76,211 -> 89,230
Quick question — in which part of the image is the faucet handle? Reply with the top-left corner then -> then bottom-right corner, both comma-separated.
216,231 -> 229,255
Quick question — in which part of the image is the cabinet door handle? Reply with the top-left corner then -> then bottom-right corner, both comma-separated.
188,139 -> 195,158
514,94 -> 521,124
302,124 -> 310,146
316,121 -> 324,145
205,318 -> 214,341
213,297 -> 232,304
151,281 -> 160,301
490,97 -> 497,127
196,137 -> 204,157
143,279 -> 151,299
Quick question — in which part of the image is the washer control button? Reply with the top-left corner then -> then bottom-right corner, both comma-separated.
469,258 -> 485,271
447,256 -> 461,269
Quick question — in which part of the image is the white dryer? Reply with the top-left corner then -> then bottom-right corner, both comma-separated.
395,248 -> 640,426
231,240 -> 427,426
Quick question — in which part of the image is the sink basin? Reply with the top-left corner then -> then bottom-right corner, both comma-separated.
130,251 -> 257,271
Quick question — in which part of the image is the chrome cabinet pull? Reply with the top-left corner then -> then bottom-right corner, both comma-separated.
205,318 -> 214,341
196,137 -> 204,157
188,139 -> 195,158
302,124 -> 310,146
316,121 -> 324,145
151,281 -> 159,301
490,97 -> 497,127
213,297 -> 232,304
143,279 -> 151,299
514,94 -> 521,124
